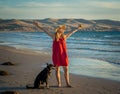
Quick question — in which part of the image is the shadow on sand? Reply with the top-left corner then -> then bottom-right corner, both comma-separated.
0,86 -> 26,91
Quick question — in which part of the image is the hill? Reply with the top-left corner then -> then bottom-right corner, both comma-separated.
0,18 -> 120,32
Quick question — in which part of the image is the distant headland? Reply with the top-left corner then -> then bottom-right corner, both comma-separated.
0,18 -> 120,32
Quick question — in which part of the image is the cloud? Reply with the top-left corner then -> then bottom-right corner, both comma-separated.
17,1 -> 66,7
0,0 -> 119,20
90,1 -> 120,9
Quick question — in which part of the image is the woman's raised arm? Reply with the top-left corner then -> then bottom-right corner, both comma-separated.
65,24 -> 82,39
34,21 -> 54,38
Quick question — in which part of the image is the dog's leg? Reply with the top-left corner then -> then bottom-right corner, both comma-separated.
45,81 -> 49,89
34,80 -> 40,89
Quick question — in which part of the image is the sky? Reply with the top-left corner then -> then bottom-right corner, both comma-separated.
0,0 -> 120,20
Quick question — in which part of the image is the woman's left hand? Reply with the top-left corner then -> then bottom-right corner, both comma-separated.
77,24 -> 82,29
75,24 -> 82,31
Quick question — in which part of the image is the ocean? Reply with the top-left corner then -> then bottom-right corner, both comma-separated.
0,31 -> 120,81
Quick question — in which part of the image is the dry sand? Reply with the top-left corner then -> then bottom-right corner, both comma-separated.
0,45 -> 120,94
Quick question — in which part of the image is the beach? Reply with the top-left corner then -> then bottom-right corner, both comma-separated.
0,45 -> 120,94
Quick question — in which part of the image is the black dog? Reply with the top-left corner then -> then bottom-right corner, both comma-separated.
26,63 -> 54,89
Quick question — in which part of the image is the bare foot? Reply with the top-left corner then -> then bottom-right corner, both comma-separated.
66,84 -> 73,88
58,84 -> 61,88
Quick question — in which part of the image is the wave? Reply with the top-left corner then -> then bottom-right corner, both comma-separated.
69,47 -> 120,53
0,41 -> 4,43
69,57 -> 117,67
104,35 -> 120,38
104,60 -> 120,66
69,57 -> 120,81
68,38 -> 120,46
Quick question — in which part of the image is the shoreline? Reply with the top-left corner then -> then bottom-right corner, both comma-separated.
1,45 -> 120,82
0,45 -> 120,94
0,45 -> 120,82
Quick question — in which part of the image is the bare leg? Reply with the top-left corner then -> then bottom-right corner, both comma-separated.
55,66 -> 61,87
63,66 -> 72,87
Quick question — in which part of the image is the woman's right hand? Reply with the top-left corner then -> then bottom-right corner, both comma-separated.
33,21 -> 54,38
33,21 -> 39,26
33,21 -> 43,30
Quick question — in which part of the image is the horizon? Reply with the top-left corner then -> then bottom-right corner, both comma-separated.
0,0 -> 120,21
0,18 -> 119,22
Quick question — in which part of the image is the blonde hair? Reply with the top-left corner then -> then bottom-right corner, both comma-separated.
55,25 -> 66,41
55,25 -> 66,32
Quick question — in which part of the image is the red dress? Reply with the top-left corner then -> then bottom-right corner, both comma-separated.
52,37 -> 69,66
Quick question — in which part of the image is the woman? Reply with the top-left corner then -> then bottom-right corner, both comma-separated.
34,21 -> 82,87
